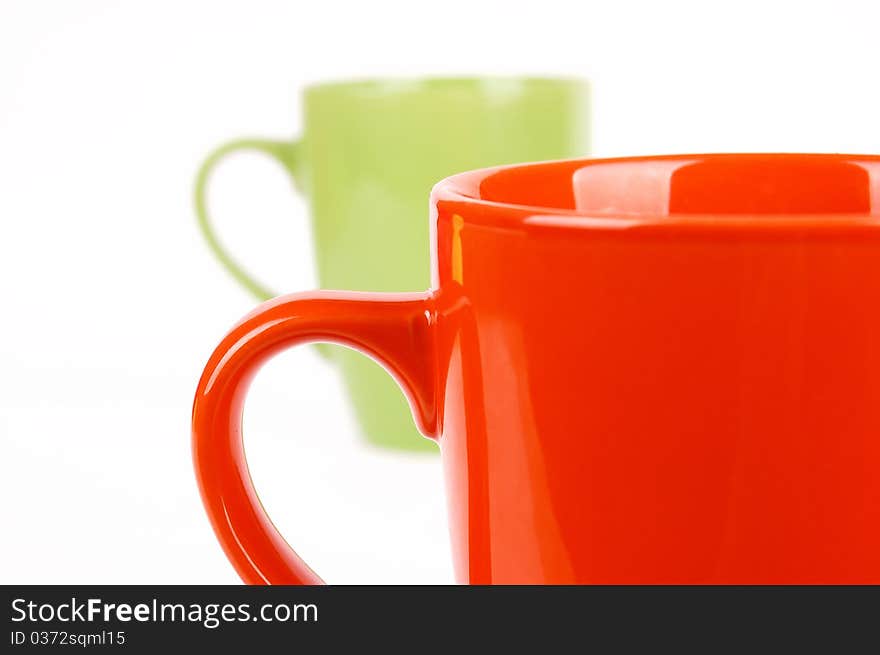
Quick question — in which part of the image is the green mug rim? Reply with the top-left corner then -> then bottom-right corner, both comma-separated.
303,75 -> 590,100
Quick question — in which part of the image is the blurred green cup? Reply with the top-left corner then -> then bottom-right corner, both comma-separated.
194,77 -> 591,451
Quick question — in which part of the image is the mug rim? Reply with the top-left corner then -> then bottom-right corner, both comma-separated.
432,153 -> 880,231
303,75 -> 589,99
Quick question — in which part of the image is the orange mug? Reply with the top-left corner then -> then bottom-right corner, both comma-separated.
193,154 -> 880,584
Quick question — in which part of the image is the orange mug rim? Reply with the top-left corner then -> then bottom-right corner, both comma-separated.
432,153 -> 880,231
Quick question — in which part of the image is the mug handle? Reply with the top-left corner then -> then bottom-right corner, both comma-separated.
193,138 -> 301,301
192,290 -> 438,584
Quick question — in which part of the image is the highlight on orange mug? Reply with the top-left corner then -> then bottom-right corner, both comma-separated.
193,153 -> 880,584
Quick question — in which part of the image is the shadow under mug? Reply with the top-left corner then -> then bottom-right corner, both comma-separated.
194,153 -> 880,583
194,77 -> 590,451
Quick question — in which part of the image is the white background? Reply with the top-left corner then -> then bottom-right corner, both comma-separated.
1,0 -> 879,584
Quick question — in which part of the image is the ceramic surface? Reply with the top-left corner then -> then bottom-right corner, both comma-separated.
194,154 -> 880,583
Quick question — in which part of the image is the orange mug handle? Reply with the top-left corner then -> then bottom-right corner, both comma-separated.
192,291 -> 438,584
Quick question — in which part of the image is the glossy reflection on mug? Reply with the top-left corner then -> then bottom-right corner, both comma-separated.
194,154 -> 880,584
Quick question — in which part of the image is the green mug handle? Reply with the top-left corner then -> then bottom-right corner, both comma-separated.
194,138 -> 302,301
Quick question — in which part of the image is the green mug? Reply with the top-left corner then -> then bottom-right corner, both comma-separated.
194,77 -> 591,450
